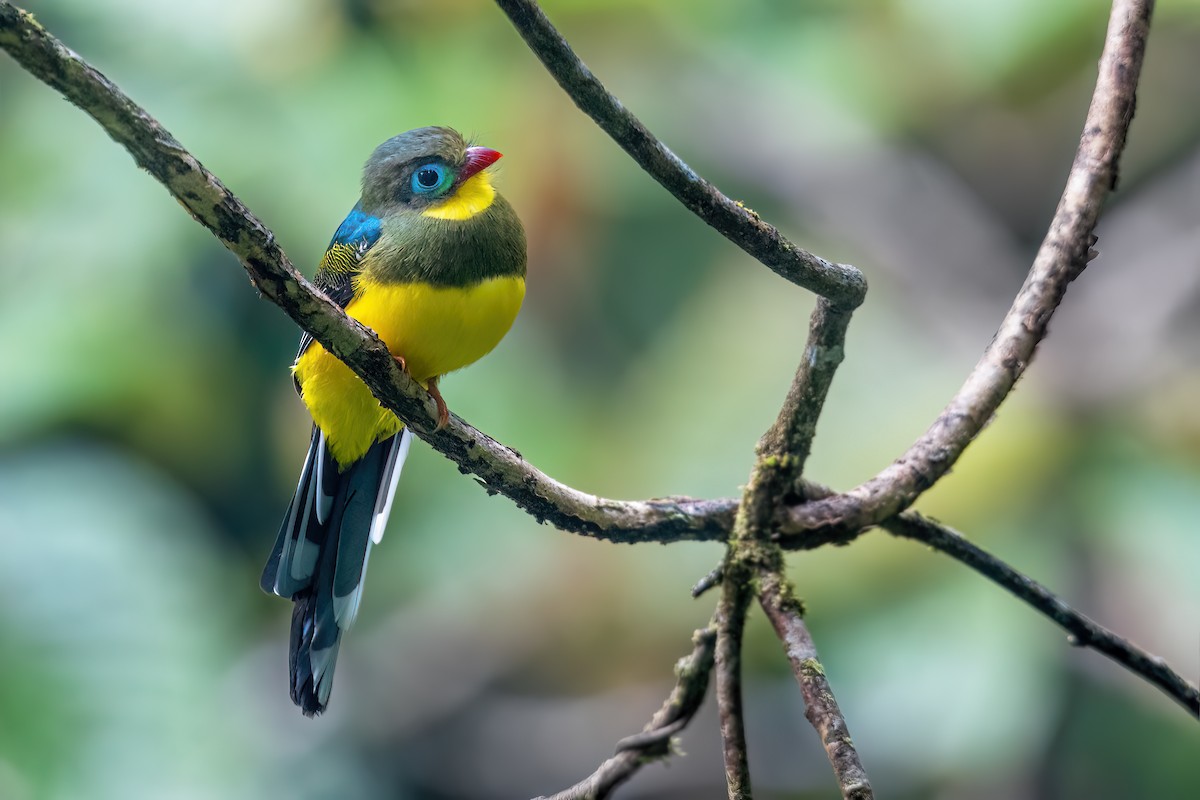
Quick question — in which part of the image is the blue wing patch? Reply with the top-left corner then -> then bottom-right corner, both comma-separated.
328,206 -> 383,250
293,205 -> 384,376
319,206 -> 383,277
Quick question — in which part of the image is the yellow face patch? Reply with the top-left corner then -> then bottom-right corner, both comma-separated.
422,172 -> 496,221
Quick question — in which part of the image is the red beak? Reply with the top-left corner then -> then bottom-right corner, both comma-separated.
459,146 -> 503,182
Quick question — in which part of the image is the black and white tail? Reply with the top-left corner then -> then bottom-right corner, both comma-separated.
261,426 -> 412,716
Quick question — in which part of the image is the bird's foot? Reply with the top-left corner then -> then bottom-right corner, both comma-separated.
393,354 -> 408,374
427,377 -> 450,431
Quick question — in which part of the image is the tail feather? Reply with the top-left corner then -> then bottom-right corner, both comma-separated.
261,427 -> 316,596
262,427 -> 413,716
371,429 -> 411,545
330,458 -> 383,627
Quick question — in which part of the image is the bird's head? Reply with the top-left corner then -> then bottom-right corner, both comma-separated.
360,127 -> 503,219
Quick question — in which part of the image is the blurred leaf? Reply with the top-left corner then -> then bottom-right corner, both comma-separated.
0,444 -> 250,799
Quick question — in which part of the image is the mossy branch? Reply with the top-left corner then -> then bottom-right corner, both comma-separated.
759,570 -> 872,800
713,296 -> 866,797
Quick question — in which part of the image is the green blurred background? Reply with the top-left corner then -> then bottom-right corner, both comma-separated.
1,0 -> 1198,797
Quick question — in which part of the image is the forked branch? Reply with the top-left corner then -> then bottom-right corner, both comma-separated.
780,481 -> 1199,717
713,291 -> 864,797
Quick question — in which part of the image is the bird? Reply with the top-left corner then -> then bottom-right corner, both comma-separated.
260,127 -> 527,716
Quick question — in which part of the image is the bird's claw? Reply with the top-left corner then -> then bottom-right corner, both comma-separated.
427,377 -> 450,431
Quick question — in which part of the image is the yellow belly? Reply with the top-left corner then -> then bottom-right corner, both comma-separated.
294,275 -> 525,467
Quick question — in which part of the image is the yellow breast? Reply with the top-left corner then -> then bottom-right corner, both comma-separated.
295,275 -> 525,467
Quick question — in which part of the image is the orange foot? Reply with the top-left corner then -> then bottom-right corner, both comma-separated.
426,376 -> 450,431
393,354 -> 408,374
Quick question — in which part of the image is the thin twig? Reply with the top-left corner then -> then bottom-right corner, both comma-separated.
775,478 -> 1200,717
692,564 -> 724,598
778,0 -> 1156,539
758,570 -> 873,799
492,0 -> 866,310
882,512 -> 1200,717
715,577 -> 754,799
0,1 -> 734,547
778,479 -> 1199,716
534,626 -> 717,800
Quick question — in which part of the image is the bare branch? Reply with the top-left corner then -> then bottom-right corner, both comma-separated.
759,299 -> 853,489
776,479 -> 1200,717
882,512 -> 1200,717
492,0 -> 866,310
715,578 -> 754,799
758,570 -> 873,800
535,627 -> 717,800
778,0 -> 1156,539
0,0 -> 735,547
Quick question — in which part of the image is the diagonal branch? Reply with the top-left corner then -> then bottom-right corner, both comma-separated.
492,0 -> 866,310
0,0 -> 734,547
779,479 -> 1199,717
758,570 -> 872,799
777,0 -> 1156,540
534,626 -> 717,800
882,512 -> 1200,717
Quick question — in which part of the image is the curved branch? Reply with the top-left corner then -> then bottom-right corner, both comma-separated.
535,626 -> 717,800
778,0 -> 1155,539
492,0 -> 866,310
0,0 -> 733,546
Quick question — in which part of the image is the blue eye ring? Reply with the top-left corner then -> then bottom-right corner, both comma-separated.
411,162 -> 451,195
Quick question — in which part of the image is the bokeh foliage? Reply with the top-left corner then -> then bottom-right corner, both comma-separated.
1,0 -> 1198,797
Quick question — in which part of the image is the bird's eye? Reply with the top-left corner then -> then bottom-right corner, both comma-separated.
411,163 -> 450,194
